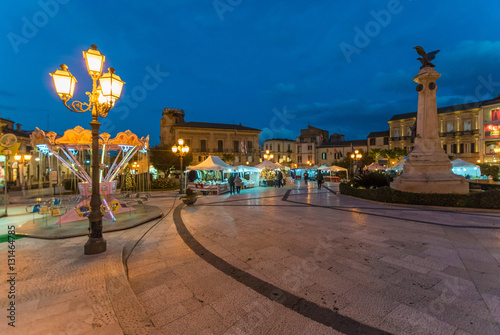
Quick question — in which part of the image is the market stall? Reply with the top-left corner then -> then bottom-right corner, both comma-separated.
363,162 -> 386,171
233,165 -> 261,188
255,159 -> 285,186
319,165 -> 349,181
451,159 -> 481,178
185,156 -> 234,194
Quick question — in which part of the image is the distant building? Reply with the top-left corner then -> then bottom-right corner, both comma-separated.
262,138 -> 295,165
388,96 -> 500,164
316,139 -> 368,166
160,108 -> 261,165
367,130 -> 390,151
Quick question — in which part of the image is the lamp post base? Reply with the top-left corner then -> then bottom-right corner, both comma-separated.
84,237 -> 107,255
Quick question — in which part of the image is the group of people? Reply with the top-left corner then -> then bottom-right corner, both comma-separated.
302,170 -> 324,189
227,174 -> 243,195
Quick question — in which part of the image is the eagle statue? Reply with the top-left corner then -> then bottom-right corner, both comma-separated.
414,46 -> 440,69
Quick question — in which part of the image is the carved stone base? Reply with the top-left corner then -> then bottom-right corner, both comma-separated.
391,148 -> 469,194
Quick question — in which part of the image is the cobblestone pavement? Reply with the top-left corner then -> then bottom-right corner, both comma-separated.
1,184 -> 500,334
127,183 -> 500,334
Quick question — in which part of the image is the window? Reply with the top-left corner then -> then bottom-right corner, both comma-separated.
384,137 -> 389,145
464,121 -> 471,131
451,144 -> 457,154
394,129 -> 400,137
269,144 -> 272,151
459,143 -> 464,153
185,139 -> 191,147
443,144 -> 447,153
200,140 -> 206,152
297,156 -> 302,163
265,144 -> 268,150
369,138 -> 376,145
218,140 -> 223,152
288,144 -> 291,151
297,146 -> 302,153
447,122 -> 454,132
198,156 -> 202,161
471,143 -> 476,153
322,153 -> 326,160
307,145 -> 312,151
234,141 -> 239,153
277,144 -> 281,152
247,141 -> 253,153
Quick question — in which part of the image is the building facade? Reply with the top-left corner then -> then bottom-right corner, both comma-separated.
388,96 -> 500,165
262,138 -> 295,165
160,108 -> 261,165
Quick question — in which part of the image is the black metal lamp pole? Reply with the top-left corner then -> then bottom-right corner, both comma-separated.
172,139 -> 189,195
50,45 -> 125,255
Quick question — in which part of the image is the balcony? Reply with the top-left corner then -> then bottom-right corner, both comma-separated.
455,129 -> 479,136
439,132 -> 455,138
390,136 -> 411,141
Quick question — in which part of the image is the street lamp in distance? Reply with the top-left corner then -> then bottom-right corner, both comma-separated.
49,44 -> 125,255
172,139 -> 189,194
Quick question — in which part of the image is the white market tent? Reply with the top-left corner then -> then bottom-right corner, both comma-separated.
319,165 -> 349,179
451,159 -> 481,177
186,155 -> 234,171
364,162 -> 386,171
233,165 -> 261,187
387,160 -> 405,172
254,159 -> 285,169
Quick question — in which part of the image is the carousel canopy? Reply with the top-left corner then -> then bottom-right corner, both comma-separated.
254,159 -> 285,169
186,155 -> 234,171
364,162 -> 385,171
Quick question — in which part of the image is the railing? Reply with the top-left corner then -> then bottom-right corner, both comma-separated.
439,132 -> 455,137
390,136 -> 411,141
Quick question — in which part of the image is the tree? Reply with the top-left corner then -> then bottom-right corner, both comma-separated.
222,153 -> 235,164
149,144 -> 193,173
368,149 -> 383,164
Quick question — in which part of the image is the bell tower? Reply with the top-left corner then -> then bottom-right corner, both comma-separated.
160,108 -> 185,145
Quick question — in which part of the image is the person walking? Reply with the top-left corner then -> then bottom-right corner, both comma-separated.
277,170 -> 283,188
316,169 -> 323,189
234,175 -> 243,194
303,171 -> 309,184
228,173 -> 236,195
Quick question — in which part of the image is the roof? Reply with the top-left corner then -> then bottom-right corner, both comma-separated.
389,96 -> 500,122
367,130 -> 389,138
186,155 -> 233,171
1,127 -> 32,138
263,138 -> 295,142
173,122 -> 260,132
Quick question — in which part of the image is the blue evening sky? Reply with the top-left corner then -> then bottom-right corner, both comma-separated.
1,0 -> 500,144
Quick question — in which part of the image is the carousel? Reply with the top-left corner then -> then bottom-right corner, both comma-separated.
30,126 -> 149,225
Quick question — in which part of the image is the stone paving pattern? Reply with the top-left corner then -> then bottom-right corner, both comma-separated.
1,184 -> 500,334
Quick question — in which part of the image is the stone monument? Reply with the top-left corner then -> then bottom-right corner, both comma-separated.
391,46 -> 469,194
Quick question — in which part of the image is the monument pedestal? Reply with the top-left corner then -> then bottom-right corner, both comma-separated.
391,66 -> 469,194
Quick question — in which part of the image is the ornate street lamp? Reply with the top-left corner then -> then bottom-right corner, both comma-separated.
263,150 -> 273,161
172,139 -> 189,194
49,44 -> 125,255
350,150 -> 362,176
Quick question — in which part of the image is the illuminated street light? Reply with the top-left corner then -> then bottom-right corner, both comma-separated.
50,44 -> 125,255
172,139 -> 190,194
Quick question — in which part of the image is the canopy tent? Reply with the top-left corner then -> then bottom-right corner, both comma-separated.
186,155 -> 234,171
233,165 -> 261,188
254,159 -> 285,169
363,162 -> 386,171
319,165 -> 349,180
234,165 -> 261,173
451,159 -> 481,177
386,160 -> 405,172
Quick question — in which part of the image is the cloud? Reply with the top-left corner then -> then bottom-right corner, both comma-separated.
372,69 -> 414,94
264,82 -> 298,97
0,90 -> 14,98
439,40 -> 500,97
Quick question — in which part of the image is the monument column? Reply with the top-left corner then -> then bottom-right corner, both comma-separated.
391,46 -> 468,194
